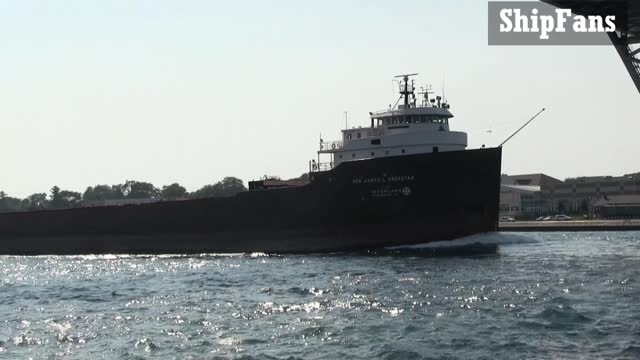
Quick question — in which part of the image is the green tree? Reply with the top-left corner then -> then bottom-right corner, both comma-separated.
218,177 -> 246,196
190,184 -> 220,199
61,191 -> 82,207
557,201 -> 567,214
24,193 -> 48,210
0,192 -> 22,213
579,199 -> 590,215
83,185 -> 124,201
49,186 -> 82,209
119,180 -> 160,199
49,186 -> 61,208
161,183 -> 188,200
190,177 -> 246,199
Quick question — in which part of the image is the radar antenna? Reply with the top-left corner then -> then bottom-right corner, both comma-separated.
394,73 -> 419,108
418,85 -> 434,107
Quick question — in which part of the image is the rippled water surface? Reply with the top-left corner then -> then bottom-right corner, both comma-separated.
0,232 -> 639,359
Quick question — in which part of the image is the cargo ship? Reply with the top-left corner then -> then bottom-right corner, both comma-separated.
0,74 -> 502,255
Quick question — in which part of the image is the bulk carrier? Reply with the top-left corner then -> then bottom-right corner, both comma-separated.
0,74 -> 502,255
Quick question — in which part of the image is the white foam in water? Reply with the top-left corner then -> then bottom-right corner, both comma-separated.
385,232 -> 538,250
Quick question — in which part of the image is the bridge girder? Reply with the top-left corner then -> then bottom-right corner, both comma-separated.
541,0 -> 640,95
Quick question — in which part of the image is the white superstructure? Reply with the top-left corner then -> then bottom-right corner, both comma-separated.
311,74 -> 467,172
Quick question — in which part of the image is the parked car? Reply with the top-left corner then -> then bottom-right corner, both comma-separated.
554,215 -> 573,221
542,216 -> 553,221
500,216 -> 516,222
535,216 -> 545,221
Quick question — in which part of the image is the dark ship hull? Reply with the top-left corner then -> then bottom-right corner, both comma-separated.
0,148 -> 501,255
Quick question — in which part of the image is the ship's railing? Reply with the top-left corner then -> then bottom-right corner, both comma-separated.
319,140 -> 343,152
309,161 -> 333,173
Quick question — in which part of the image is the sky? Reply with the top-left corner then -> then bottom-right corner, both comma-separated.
1,0 -> 639,197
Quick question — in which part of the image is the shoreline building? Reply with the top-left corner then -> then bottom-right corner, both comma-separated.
544,173 -> 640,217
500,172 -> 640,219
499,174 -> 562,218
593,195 -> 640,218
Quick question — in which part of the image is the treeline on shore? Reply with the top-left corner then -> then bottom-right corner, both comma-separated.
0,177 -> 247,213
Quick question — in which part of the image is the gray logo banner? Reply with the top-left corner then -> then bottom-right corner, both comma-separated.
488,1 -> 627,45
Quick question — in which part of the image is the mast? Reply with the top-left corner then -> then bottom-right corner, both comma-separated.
394,73 -> 418,108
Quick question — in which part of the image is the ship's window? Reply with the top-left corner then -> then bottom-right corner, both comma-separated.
405,116 -> 411,124
347,134 -> 352,140
339,154 -> 343,159
444,118 -> 449,125
371,139 -> 381,145
357,132 -> 361,139
398,117 -> 405,124
420,115 -> 428,124
385,118 -> 390,125
385,150 -> 390,155
401,149 -> 406,154
433,146 -> 439,153
371,152 -> 375,156
392,117 -> 398,124
352,153 -> 356,158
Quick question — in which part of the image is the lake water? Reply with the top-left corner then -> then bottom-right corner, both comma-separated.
0,232 -> 638,359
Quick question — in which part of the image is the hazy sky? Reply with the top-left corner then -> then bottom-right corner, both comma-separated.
2,0 -> 639,197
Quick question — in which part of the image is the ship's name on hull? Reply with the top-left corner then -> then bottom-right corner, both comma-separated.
352,175 -> 415,185
352,175 -> 415,199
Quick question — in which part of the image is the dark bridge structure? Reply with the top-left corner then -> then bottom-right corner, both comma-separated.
542,0 -> 640,94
